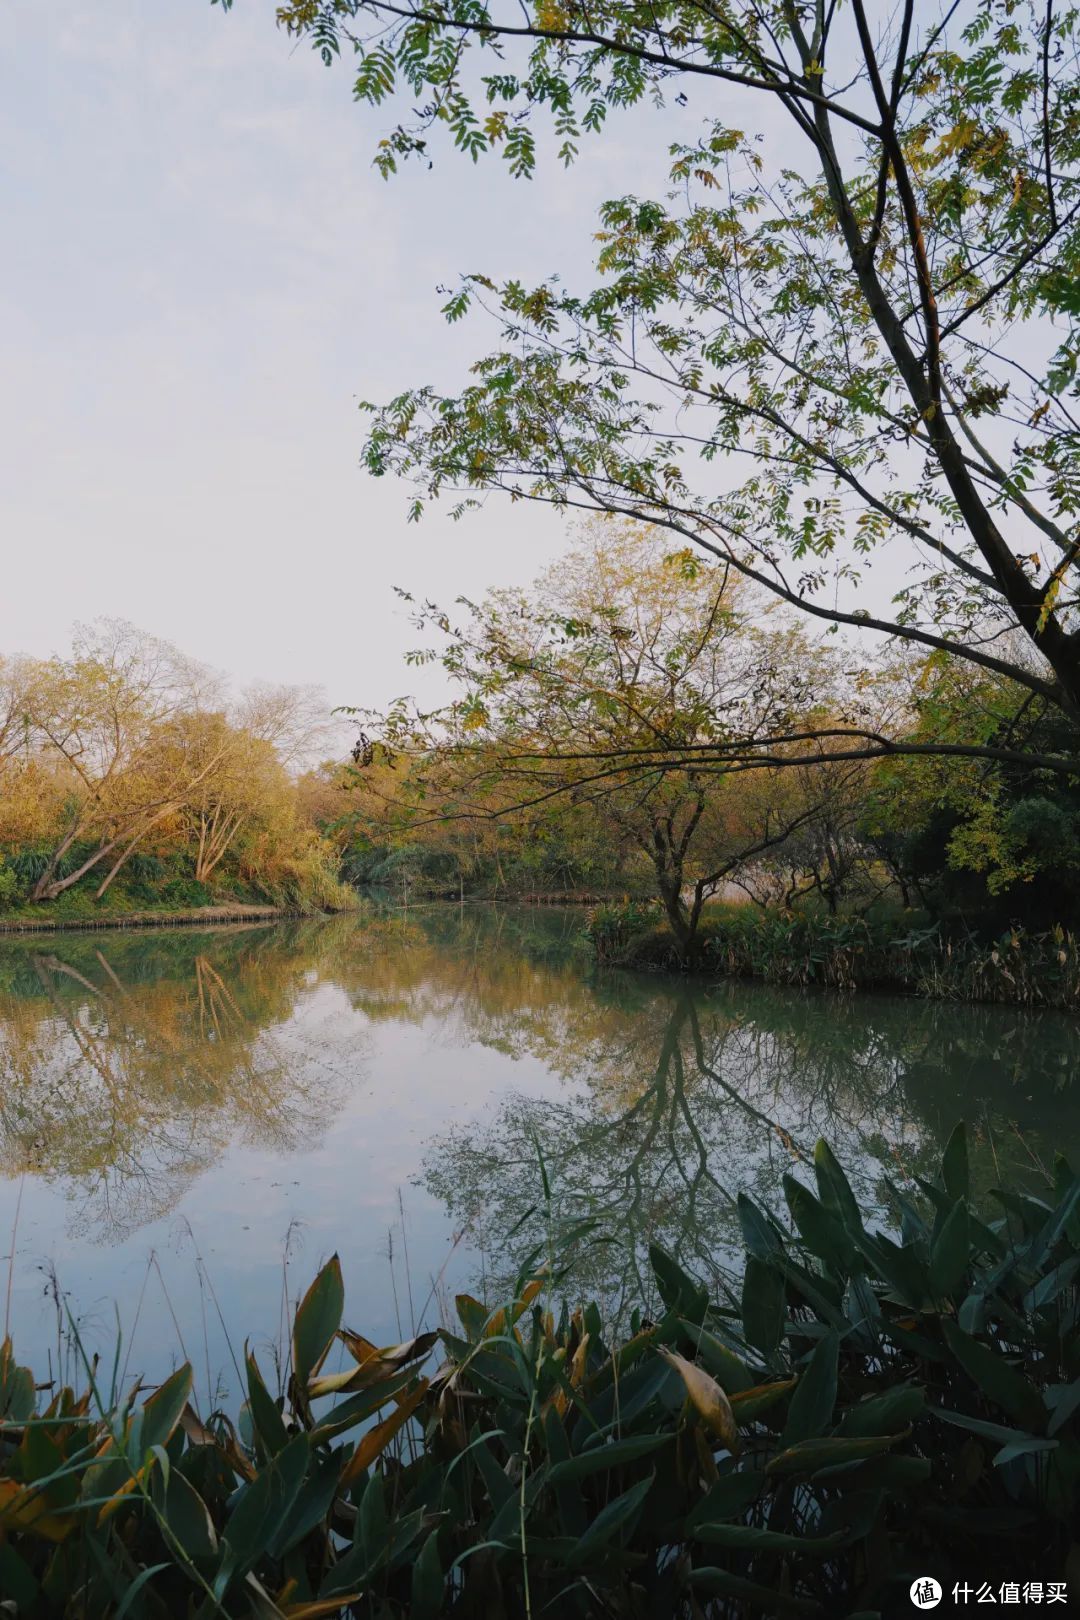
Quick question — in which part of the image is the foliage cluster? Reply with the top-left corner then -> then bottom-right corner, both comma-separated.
2,1126 -> 1079,1616
0,623 -> 354,916
586,899 -> 1080,1009
344,524 -> 1080,952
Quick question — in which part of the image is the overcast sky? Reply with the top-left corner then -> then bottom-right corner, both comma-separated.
3,0 -> 690,710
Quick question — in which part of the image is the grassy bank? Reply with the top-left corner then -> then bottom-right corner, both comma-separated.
0,902 -> 308,934
2,1125 -> 1077,1615
586,900 -> 1080,1011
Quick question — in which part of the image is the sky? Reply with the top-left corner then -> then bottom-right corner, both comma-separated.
2,0 -> 684,712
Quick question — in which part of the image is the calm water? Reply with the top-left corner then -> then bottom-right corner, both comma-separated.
1,907 -> 1077,1403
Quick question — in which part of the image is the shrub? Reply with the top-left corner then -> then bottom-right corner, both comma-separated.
587,900 -> 1080,1010
2,1126 -> 1078,1614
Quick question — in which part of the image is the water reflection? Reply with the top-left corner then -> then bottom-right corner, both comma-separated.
0,908 -> 1076,1346
0,924 -> 354,1240
418,958 -> 1080,1320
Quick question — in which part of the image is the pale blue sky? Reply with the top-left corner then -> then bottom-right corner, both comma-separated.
3,1 -> 684,709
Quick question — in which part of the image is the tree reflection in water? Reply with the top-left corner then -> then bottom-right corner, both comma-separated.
414,912 -> 1080,1324
0,923 -> 357,1241
0,907 -> 1076,1330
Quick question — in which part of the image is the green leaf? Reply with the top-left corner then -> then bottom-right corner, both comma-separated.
223,1432 -> 309,1577
695,1522 -> 847,1554
783,1175 -> 854,1272
741,1256 -> 785,1356
941,1320 -> 1046,1431
547,1433 -> 673,1483
766,1433 -> 901,1475
650,1244 -> 708,1322
814,1138 -> 863,1232
929,1406 -> 1038,1446
411,1528 -> 444,1620
685,1469 -> 766,1530
737,1193 -> 784,1259
566,1472 -> 654,1567
292,1256 -> 344,1386
678,1321 -> 758,1393
688,1566 -> 822,1613
1046,1377 -> 1080,1437
151,1466 -> 218,1560
358,1467 -> 387,1568
929,1200 -> 971,1299
268,1445 -> 341,1557
113,1563 -> 171,1620
814,1454 -> 931,1489
0,1545 -> 38,1610
246,1351 -> 289,1458
992,1436 -> 1058,1466
852,1228 -> 928,1308
840,1385 -> 924,1438
942,1122 -> 969,1202
781,1331 -> 838,1447
138,1364 -> 193,1458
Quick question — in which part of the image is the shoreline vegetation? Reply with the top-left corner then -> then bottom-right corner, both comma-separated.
585,899 -> 1080,1012
5,891 -> 1078,1014
2,1126 -> 1076,1617
0,902 -> 310,934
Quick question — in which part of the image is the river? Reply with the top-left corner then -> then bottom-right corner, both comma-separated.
1,906 -> 1077,1405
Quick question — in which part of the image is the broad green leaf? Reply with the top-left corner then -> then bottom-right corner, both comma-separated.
730,1378 -> 797,1424
814,1138 -> 862,1231
942,1122 -> 969,1202
929,1200 -> 970,1299
941,1320 -> 1046,1431
223,1432 -> 309,1577
246,1351 -> 289,1458
766,1433 -> 901,1475
688,1566 -> 822,1613
685,1468 -> 766,1530
783,1175 -> 854,1272
741,1256 -> 785,1356
150,1466 -> 218,1560
566,1472 -> 654,1567
695,1521 -> 847,1554
781,1331 -> 838,1447
547,1432 -> 672,1483
650,1244 -> 708,1322
137,1364 -> 193,1460
737,1193 -> 784,1259
293,1256 -> 344,1387
840,1385 -> 924,1438
410,1528 -> 444,1620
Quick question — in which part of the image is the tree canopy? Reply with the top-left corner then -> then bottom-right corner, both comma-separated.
254,0 -> 1080,776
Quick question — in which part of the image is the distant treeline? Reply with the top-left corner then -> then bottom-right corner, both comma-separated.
0,621 -> 355,916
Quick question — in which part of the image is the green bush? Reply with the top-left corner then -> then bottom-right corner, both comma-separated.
2,1126 -> 1078,1615
586,900 -> 1080,1009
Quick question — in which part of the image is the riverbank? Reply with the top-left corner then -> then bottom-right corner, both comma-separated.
0,902 -> 311,934
586,899 -> 1080,1011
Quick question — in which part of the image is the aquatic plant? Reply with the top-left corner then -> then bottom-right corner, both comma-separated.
1,1124 -> 1078,1615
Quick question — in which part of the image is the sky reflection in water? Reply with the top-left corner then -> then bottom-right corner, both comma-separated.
0,907 -> 1076,1405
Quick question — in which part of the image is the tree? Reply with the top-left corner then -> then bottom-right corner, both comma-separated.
26,621 -> 221,902
362,520 -> 843,952
265,0 -> 1080,779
